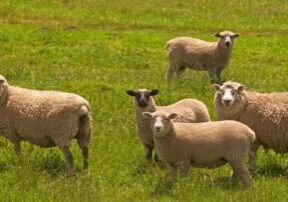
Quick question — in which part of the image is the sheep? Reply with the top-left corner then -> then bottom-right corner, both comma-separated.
142,110 -> 255,187
126,89 -> 210,161
0,75 -> 92,174
213,81 -> 288,171
166,31 -> 239,82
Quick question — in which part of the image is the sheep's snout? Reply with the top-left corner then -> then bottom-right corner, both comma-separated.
138,99 -> 148,108
224,37 -> 231,47
225,41 -> 230,47
152,117 -> 167,137
221,88 -> 236,107
223,99 -> 232,106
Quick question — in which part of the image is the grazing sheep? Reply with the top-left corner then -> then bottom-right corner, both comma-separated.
213,81 -> 288,171
126,89 -> 210,161
166,31 -> 239,82
143,110 -> 255,188
0,75 -> 92,174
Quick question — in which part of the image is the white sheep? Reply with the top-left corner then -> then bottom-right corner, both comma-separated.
213,81 -> 288,171
126,89 -> 210,161
166,31 -> 239,82
0,75 -> 92,174
143,110 -> 255,187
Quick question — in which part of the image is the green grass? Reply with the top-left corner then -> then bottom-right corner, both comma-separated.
0,0 -> 288,201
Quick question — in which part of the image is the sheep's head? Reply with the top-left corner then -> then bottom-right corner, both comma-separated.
0,75 -> 8,99
215,31 -> 239,48
213,81 -> 245,107
142,110 -> 177,138
126,89 -> 159,108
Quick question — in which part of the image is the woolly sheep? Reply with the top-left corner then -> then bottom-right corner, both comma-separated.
143,110 -> 255,187
126,89 -> 210,161
0,75 -> 92,174
213,81 -> 288,171
166,31 -> 239,82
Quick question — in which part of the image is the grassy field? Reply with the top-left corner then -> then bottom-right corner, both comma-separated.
1,0 -> 288,201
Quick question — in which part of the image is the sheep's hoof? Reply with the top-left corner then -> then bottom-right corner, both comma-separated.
67,168 -> 76,177
83,162 -> 89,170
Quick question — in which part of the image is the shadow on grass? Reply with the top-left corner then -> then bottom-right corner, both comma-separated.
132,160 -> 165,176
0,160 -> 14,172
151,178 -> 176,196
40,154 -> 67,176
255,163 -> 288,177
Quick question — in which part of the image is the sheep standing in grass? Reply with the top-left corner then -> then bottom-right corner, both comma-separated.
166,31 -> 239,82
127,89 -> 210,161
143,110 -> 255,187
0,75 -> 92,174
213,81 -> 288,171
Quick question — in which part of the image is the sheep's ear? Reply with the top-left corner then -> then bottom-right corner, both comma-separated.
0,79 -> 5,85
168,113 -> 177,120
142,112 -> 153,119
214,33 -> 221,38
126,90 -> 136,96
150,89 -> 159,96
237,85 -> 245,92
232,33 -> 240,38
212,84 -> 221,91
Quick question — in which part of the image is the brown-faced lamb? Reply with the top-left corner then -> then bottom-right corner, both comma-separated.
213,81 -> 288,171
0,75 -> 92,174
166,31 -> 239,82
127,89 -> 210,161
143,110 -> 255,188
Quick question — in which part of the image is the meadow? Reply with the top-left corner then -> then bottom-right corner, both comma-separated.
0,0 -> 288,201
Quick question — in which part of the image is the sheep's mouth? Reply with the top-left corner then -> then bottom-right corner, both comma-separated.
223,102 -> 232,107
137,102 -> 148,108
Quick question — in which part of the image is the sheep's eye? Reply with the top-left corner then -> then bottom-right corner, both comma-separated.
220,36 -> 225,39
135,94 -> 141,98
231,91 -> 235,95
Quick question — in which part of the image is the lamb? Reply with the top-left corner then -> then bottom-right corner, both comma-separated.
213,81 -> 288,171
0,75 -> 92,174
126,89 -> 210,161
143,110 -> 255,188
166,31 -> 239,82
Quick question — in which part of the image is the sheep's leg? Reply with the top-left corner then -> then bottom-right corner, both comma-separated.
0,129 -> 21,154
77,136 -> 89,169
248,142 -> 259,172
166,65 -> 176,80
229,159 -> 252,188
144,143 -> 153,161
216,68 -> 223,82
167,162 -> 178,180
178,160 -> 190,178
13,140 -> 21,155
60,146 -> 75,175
176,66 -> 186,78
208,68 -> 218,83
154,151 -> 159,162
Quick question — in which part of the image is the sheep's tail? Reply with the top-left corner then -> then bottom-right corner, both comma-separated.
77,105 -> 92,145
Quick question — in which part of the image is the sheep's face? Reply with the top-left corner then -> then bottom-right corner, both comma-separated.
142,111 -> 177,138
213,82 -> 244,107
215,31 -> 239,48
127,89 -> 159,108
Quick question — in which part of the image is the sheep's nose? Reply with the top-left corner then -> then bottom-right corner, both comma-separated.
225,41 -> 230,47
138,100 -> 148,108
155,126 -> 161,132
224,100 -> 231,105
